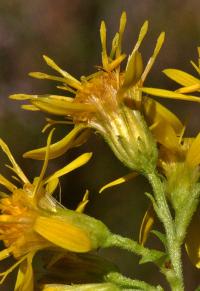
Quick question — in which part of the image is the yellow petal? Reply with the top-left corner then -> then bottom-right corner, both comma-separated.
176,84 -> 200,94
116,11 -> 127,57
43,55 -> 81,86
123,51 -> 143,88
21,104 -> 40,111
0,248 -> 11,261
29,72 -> 67,83
56,84 -> 76,94
185,210 -> 200,268
42,283 -> 119,291
31,97 -> 95,116
132,20 -> 148,53
139,206 -> 155,245
163,69 -> 200,88
10,93 -> 73,102
41,118 -> 73,133
150,122 -> 180,151
100,21 -> 109,70
34,216 -> 91,252
23,125 -> 86,160
143,97 -> 183,134
45,153 -> 92,184
46,178 -> 59,196
191,60 -> 200,75
76,190 -> 89,213
142,87 -> 200,103
107,54 -> 126,71
141,32 -> 165,83
33,128 -> 55,198
0,255 -> 25,284
35,62 -> 81,91
69,128 -> 91,148
99,172 -> 138,193
110,32 -> 119,59
9,94 -> 37,100
14,253 -> 34,291
186,132 -> 200,167
0,174 -> 17,192
0,139 -> 29,184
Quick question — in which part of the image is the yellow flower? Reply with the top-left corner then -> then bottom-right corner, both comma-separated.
10,12 -> 187,172
0,133 -> 102,290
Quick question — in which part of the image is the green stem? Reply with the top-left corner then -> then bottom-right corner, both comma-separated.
146,171 -> 184,291
105,233 -> 163,260
105,272 -> 163,291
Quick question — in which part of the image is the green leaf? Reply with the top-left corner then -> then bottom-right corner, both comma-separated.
151,230 -> 167,248
139,250 -> 166,265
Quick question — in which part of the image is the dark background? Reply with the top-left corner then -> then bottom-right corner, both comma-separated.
0,0 -> 199,290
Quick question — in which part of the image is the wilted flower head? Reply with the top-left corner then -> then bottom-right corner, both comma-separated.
0,134 -> 111,290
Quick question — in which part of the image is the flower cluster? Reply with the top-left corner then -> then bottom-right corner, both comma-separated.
0,11 -> 199,291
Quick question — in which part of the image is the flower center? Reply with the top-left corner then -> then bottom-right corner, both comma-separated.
0,188 -> 47,258
74,71 -> 123,127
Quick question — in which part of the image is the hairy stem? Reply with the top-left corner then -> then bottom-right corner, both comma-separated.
105,233 -> 163,260
105,272 -> 163,291
147,171 -> 184,291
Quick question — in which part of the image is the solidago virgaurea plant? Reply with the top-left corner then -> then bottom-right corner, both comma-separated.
2,11 -> 199,291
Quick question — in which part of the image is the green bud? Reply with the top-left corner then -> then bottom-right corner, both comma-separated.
165,162 -> 199,210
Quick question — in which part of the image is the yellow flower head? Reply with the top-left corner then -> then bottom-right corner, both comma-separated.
0,133 -> 97,290
11,12 -> 173,173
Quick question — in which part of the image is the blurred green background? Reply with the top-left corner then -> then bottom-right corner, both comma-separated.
0,0 -> 199,290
